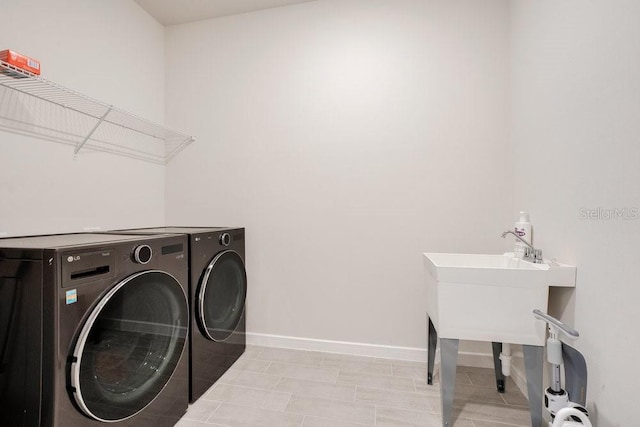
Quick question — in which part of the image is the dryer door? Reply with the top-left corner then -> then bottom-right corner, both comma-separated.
197,250 -> 247,342
70,270 -> 188,422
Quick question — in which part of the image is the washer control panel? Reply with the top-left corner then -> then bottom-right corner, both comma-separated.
132,244 -> 152,264
219,233 -> 231,247
62,249 -> 116,287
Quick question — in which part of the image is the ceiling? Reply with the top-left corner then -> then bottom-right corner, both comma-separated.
134,0 -> 318,26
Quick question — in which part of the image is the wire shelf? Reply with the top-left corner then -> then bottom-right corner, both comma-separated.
0,60 -> 194,165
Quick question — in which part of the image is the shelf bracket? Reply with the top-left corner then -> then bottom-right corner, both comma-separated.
74,106 -> 113,155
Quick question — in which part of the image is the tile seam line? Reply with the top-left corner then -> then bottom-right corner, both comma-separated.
264,360 -> 340,372
208,381 -> 292,396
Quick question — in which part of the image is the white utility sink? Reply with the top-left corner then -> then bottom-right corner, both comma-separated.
423,252 -> 576,346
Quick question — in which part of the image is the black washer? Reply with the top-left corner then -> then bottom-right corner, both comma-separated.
0,233 -> 189,426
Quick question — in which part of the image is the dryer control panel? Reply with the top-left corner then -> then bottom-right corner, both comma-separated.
62,249 -> 116,287
219,233 -> 231,246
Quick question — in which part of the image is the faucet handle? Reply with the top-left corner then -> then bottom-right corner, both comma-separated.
533,249 -> 543,262
523,247 -> 543,263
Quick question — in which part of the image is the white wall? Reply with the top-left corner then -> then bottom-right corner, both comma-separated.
165,0 -> 511,351
0,0 -> 166,236
510,1 -> 640,425
4,2 -> 633,422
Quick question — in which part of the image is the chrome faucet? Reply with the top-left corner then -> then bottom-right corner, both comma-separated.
501,230 -> 543,263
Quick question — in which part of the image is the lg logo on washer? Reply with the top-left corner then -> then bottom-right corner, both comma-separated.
67,251 -> 111,262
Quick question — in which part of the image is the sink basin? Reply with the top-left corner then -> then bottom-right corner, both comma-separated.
423,253 -> 576,345
424,253 -> 576,288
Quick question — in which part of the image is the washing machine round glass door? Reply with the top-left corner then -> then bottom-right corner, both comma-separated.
197,250 -> 247,342
70,270 -> 188,422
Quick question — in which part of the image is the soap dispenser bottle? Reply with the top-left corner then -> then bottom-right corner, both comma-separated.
514,211 -> 532,258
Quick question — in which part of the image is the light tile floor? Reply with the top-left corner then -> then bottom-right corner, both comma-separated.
176,346 -> 531,427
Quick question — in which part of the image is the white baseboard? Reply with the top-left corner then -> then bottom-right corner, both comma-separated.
246,332 -> 426,361
246,332 -> 495,368
510,357 -> 529,398
457,351 -> 495,369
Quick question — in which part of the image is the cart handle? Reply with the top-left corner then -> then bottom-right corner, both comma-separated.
533,309 -> 579,339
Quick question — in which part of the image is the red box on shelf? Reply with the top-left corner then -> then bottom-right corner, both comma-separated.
0,49 -> 41,75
